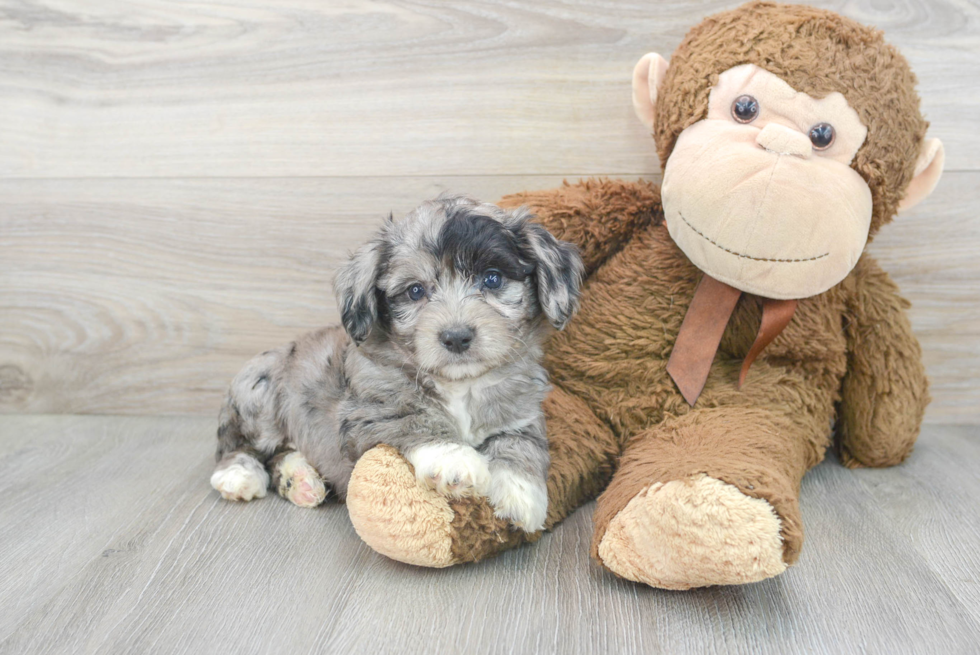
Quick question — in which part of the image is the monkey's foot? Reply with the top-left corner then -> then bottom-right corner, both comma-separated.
277,452 -> 327,508
346,445 -> 537,567
595,474 -> 786,590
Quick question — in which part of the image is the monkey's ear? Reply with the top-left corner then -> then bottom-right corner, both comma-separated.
632,52 -> 669,131
899,138 -> 945,213
334,240 -> 382,344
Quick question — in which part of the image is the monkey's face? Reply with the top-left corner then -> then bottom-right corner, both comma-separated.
661,64 -> 872,299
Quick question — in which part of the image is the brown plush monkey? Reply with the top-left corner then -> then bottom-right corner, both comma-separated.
344,2 -> 944,588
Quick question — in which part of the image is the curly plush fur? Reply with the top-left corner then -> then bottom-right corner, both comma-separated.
344,2 -> 934,588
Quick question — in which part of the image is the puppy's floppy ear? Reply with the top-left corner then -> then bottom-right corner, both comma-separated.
515,215 -> 585,330
334,239 -> 383,344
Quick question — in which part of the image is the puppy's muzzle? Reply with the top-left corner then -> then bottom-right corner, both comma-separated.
439,326 -> 475,354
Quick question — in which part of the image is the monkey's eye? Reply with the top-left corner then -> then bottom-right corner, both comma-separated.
481,269 -> 502,290
407,283 -> 426,301
731,95 -> 759,123
808,123 -> 835,150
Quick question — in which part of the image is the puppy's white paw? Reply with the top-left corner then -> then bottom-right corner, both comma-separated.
489,469 -> 548,532
408,443 -> 491,499
211,454 -> 269,502
277,451 -> 327,508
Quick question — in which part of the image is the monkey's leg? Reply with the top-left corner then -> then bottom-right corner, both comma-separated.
838,255 -> 929,467
345,385 -> 619,567
592,407 -> 816,589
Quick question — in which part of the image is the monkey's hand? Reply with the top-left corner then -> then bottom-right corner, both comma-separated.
498,178 -> 660,277
837,254 -> 930,468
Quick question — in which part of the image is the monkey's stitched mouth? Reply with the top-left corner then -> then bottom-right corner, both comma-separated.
678,213 -> 829,263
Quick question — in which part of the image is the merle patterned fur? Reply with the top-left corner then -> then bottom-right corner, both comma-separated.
210,194 -> 583,531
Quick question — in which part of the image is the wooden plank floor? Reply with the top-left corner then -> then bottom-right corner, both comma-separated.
0,415 -> 978,654
1,1 -> 979,653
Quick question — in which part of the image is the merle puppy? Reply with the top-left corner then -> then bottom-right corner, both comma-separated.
209,194 -> 583,531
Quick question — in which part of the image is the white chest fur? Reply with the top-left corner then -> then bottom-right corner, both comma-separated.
434,378 -> 484,447
433,372 -> 541,447
436,373 -> 504,448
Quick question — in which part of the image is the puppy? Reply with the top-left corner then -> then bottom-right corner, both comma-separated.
209,194 -> 583,531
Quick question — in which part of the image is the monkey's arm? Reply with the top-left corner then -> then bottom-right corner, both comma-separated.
499,178 -> 660,276
837,254 -> 930,468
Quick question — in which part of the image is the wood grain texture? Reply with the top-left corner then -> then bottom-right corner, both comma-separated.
1,0 -> 976,419
0,175 -> 565,415
1,2 -> 977,652
2,173 -> 977,420
1,414 -> 978,654
0,0 -> 976,179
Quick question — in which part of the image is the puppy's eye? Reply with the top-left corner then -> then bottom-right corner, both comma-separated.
407,283 -> 426,301
482,270 -> 502,290
808,123 -> 835,150
732,95 -> 759,123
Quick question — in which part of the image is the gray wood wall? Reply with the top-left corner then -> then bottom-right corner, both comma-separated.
1,0 -> 977,422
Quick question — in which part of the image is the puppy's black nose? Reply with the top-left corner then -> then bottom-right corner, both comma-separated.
439,327 -> 475,354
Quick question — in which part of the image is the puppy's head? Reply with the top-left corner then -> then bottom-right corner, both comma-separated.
334,194 -> 584,379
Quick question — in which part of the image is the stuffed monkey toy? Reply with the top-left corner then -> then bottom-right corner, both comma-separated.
344,1 -> 944,589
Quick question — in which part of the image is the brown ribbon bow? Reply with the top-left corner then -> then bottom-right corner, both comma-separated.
666,275 -> 798,406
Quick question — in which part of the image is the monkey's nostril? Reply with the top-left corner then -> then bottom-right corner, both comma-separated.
439,327 -> 475,354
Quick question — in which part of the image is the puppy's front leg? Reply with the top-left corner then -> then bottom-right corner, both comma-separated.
479,426 -> 550,533
405,442 -> 492,499
341,403 -> 490,499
